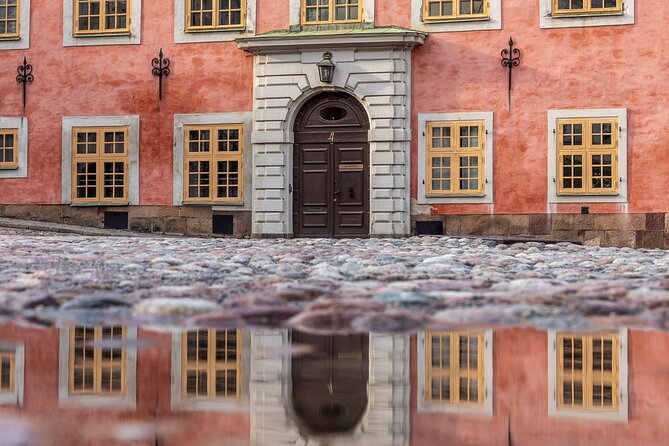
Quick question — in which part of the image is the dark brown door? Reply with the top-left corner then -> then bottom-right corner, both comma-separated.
293,93 -> 370,238
291,332 -> 369,435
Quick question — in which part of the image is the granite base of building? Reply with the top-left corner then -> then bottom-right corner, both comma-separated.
0,205 -> 252,238
413,213 -> 669,249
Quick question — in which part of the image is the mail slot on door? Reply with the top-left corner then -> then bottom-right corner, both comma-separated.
339,163 -> 364,171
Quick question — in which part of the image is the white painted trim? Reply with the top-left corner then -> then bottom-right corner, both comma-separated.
170,330 -> 250,411
289,0 -> 375,26
63,0 -> 142,47
174,0 -> 256,44
58,327 -> 137,409
0,117 -> 28,179
173,112 -> 252,208
61,115 -> 140,205
547,108 -> 627,204
411,0 -> 501,32
417,331 -> 494,415
0,0 -> 30,50
0,344 -> 24,407
547,329 -> 629,421
417,112 -> 494,205
540,0 -> 634,29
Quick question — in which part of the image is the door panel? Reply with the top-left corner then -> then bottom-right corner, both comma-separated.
292,332 -> 369,435
293,93 -> 370,238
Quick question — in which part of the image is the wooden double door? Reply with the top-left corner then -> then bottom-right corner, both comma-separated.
293,93 -> 370,238
291,332 -> 369,435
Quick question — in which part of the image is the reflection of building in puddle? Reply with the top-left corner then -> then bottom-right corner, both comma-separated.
0,324 -> 665,445
251,330 -> 410,445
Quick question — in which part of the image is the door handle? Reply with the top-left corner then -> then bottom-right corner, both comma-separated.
334,189 -> 341,195
347,186 -> 353,198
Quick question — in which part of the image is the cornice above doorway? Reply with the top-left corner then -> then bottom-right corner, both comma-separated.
236,26 -> 426,54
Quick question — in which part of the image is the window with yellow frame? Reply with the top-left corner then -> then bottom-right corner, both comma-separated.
557,118 -> 618,195
423,0 -> 489,21
302,0 -> 363,25
184,124 -> 243,204
426,331 -> 485,406
0,350 -> 14,393
0,0 -> 20,38
182,329 -> 241,400
0,129 -> 18,170
426,120 -> 485,196
74,0 -> 131,35
69,326 -> 127,396
72,126 -> 129,204
557,333 -> 619,411
186,0 -> 246,31
553,0 -> 622,15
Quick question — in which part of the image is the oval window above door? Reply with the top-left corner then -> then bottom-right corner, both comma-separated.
319,106 -> 348,121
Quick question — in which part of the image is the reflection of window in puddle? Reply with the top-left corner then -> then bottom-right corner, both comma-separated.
59,326 -> 137,408
70,326 -> 126,396
419,330 -> 493,414
182,329 -> 241,400
550,330 -> 628,420
427,331 -> 485,406
0,343 -> 23,407
171,329 -> 247,411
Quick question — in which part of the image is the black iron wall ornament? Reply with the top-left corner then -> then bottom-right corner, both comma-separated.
151,48 -> 170,101
16,57 -> 34,111
500,37 -> 521,104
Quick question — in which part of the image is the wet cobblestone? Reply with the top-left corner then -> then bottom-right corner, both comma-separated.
2,228 -> 669,332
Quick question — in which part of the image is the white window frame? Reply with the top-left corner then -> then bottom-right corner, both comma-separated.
289,0 -> 375,26
174,0 -> 256,44
61,115 -> 140,206
170,329 -> 250,412
0,117 -> 28,179
411,0 -> 501,33
417,111 -> 493,205
173,112 -> 252,208
0,344 -> 24,407
63,0 -> 142,47
0,0 -> 30,50
417,330 -> 494,415
58,326 -> 138,409
548,108 -> 627,204
540,0 -> 634,29
548,328 -> 629,421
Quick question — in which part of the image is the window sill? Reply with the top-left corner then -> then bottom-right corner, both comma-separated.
549,11 -> 624,18
70,202 -> 130,207
185,27 -> 246,34
0,35 -> 21,41
71,31 -> 132,38
182,201 -> 244,207
422,16 -> 490,24
426,194 -> 486,199
0,166 -> 19,171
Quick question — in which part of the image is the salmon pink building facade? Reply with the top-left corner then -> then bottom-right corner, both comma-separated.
1,0 -> 666,247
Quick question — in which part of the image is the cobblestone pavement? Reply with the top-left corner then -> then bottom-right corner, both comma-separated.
2,227 -> 669,333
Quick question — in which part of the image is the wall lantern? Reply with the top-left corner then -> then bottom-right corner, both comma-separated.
317,52 -> 336,84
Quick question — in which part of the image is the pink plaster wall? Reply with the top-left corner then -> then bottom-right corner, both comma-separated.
0,325 -> 250,446
0,1 -> 666,215
412,1 -> 669,215
411,328 -> 669,446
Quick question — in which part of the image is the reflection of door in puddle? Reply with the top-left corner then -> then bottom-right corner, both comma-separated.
291,332 -> 369,435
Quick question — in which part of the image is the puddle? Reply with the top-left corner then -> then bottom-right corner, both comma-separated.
0,321 -> 663,445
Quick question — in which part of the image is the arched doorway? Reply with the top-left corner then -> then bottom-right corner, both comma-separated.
291,332 -> 369,435
292,92 -> 370,238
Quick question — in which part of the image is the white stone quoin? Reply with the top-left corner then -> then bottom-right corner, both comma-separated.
238,29 -> 426,237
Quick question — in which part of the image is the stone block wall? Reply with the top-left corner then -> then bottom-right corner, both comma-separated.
0,205 -> 252,238
413,213 -> 669,249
